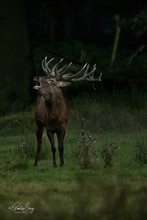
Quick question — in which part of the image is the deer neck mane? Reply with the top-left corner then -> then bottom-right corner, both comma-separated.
44,85 -> 64,109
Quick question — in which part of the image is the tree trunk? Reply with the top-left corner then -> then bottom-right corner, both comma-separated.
0,0 -> 31,113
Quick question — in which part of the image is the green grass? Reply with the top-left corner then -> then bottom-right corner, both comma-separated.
0,107 -> 147,220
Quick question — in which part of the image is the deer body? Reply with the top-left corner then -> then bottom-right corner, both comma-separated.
33,56 -> 102,167
35,88 -> 67,132
34,82 -> 67,167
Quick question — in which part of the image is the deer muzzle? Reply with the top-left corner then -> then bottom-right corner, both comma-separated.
33,76 -> 42,90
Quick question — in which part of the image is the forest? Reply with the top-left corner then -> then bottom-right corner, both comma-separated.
0,0 -> 147,113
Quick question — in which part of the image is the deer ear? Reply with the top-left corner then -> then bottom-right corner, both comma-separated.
56,81 -> 71,87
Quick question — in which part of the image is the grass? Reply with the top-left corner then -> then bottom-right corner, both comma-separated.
0,99 -> 147,219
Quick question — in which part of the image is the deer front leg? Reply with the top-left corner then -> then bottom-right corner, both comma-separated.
34,123 -> 44,166
57,130 -> 66,167
47,130 -> 57,167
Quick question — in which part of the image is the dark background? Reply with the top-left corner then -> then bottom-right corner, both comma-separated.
0,0 -> 147,113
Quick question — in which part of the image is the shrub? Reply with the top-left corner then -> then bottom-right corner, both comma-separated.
10,142 -> 30,170
101,140 -> 118,168
75,119 -> 96,169
135,135 -> 147,164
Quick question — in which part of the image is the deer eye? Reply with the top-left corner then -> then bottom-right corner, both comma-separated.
47,78 -> 56,84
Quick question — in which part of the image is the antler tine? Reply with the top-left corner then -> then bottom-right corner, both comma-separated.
73,63 -> 88,77
52,58 -> 64,74
87,64 -> 97,75
83,63 -> 90,76
42,56 -> 54,75
85,72 -> 102,82
62,63 -> 88,79
45,57 -> 54,75
42,59 -> 48,74
52,59 -> 73,77
58,62 -> 72,75
46,57 -> 55,66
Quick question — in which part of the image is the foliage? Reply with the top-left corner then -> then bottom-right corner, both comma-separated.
76,121 -> 96,169
11,142 -> 30,170
101,140 -> 118,168
122,6 -> 147,39
135,135 -> 147,164
0,111 -> 35,136
68,89 -> 147,134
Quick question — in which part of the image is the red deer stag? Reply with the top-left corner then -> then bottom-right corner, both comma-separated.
33,57 -> 102,167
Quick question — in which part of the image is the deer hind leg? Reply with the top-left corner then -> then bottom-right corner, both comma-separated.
47,131 -> 57,167
34,122 -> 44,166
57,129 -> 66,167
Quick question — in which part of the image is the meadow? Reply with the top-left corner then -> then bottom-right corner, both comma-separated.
0,92 -> 147,220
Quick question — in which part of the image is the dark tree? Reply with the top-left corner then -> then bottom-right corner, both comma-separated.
0,0 -> 31,113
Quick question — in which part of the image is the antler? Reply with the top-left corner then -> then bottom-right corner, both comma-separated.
41,56 -> 102,82
61,63 -> 102,82
42,56 -> 72,77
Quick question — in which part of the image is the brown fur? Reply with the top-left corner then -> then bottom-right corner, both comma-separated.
34,80 -> 67,167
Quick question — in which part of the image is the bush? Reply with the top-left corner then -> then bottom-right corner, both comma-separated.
75,119 -> 96,169
135,135 -> 147,164
101,140 -> 118,168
